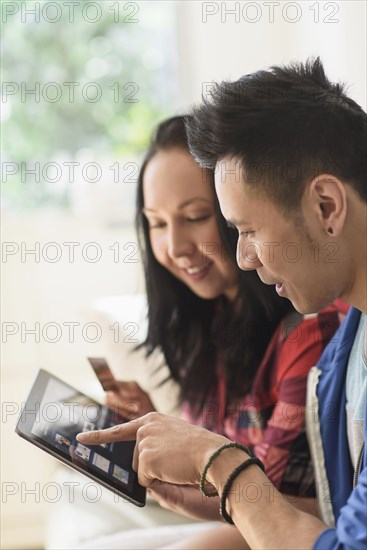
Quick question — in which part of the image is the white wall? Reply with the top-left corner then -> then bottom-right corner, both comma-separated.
176,0 -> 366,109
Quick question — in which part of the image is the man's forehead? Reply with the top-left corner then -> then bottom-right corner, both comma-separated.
214,174 -> 283,227
215,156 -> 244,184
214,174 -> 253,224
214,158 -> 250,202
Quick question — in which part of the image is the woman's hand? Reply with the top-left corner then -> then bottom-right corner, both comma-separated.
105,381 -> 155,420
148,481 -> 222,522
76,412 -> 229,487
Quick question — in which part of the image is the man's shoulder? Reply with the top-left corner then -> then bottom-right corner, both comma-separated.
317,307 -> 362,374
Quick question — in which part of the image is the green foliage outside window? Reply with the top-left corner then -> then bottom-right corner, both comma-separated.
1,1 -> 177,208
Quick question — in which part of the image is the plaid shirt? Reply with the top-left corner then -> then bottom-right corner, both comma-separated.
181,300 -> 349,496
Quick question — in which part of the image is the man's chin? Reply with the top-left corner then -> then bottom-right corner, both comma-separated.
290,294 -> 329,315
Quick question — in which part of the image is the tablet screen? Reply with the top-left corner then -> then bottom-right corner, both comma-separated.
16,369 -> 146,506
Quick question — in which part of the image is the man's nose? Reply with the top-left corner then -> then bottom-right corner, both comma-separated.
236,240 -> 262,270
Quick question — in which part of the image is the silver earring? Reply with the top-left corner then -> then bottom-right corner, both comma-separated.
327,227 -> 333,235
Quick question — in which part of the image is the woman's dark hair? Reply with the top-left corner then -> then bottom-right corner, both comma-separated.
136,115 -> 294,414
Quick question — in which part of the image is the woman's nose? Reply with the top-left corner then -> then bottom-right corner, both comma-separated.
167,225 -> 194,260
236,240 -> 263,270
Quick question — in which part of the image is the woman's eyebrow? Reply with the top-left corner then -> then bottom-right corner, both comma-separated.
141,207 -> 157,213
177,197 -> 211,209
142,197 -> 211,214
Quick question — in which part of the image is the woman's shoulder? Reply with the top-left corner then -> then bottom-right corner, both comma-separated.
277,299 -> 350,341
265,300 -> 350,383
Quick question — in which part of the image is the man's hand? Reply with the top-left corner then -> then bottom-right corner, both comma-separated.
148,481 -> 222,522
76,412 -> 228,488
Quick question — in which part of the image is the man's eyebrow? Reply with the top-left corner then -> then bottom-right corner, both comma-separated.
227,217 -> 249,227
142,197 -> 211,213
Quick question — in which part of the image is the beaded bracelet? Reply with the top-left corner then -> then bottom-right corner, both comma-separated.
199,442 -> 251,497
220,457 -> 265,524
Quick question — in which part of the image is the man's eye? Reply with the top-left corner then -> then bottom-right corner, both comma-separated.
240,231 -> 255,238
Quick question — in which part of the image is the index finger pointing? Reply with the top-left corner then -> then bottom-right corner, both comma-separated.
76,419 -> 140,445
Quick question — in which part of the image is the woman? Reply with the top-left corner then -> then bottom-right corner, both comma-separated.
95,116 -> 348,549
108,115 -> 293,422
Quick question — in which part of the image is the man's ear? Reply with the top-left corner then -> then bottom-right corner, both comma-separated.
307,174 -> 347,236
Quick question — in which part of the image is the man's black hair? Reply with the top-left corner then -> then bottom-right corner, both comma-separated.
186,57 -> 367,210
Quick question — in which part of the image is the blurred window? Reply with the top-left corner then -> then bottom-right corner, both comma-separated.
2,1 -> 178,208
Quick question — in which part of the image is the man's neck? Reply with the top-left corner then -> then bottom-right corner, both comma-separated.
345,264 -> 367,314
343,188 -> 367,314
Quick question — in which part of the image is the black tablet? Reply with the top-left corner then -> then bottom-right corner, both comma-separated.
15,369 -> 146,507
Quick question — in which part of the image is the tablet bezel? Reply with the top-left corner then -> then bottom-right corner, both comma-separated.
15,369 -> 146,507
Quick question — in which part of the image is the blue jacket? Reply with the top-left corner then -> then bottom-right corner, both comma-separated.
313,308 -> 367,549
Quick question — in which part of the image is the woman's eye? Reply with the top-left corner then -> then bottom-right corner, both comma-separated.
148,222 -> 165,229
187,215 -> 210,223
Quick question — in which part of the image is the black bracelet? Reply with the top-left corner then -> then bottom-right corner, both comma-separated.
199,442 -> 251,497
220,457 -> 265,524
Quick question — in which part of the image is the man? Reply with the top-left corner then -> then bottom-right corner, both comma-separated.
78,59 -> 366,549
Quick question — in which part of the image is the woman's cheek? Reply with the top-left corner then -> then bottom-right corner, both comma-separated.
200,223 -> 222,250
150,235 -> 168,266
